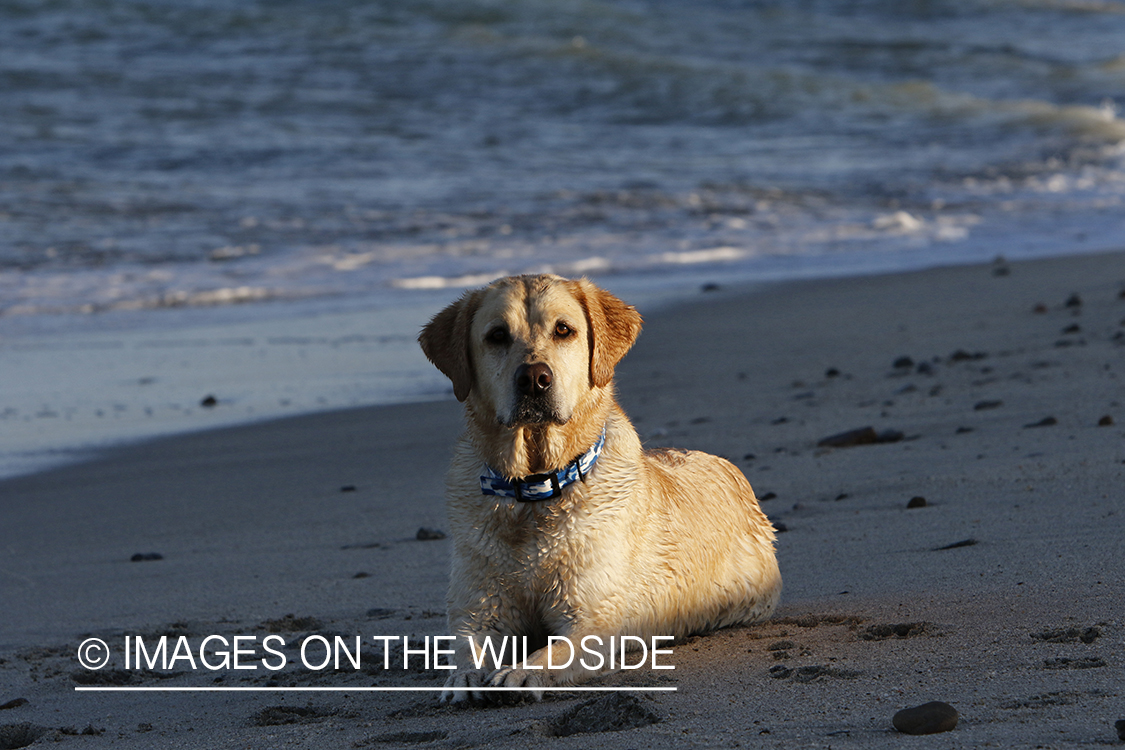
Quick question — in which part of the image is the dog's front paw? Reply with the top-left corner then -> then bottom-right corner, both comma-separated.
486,667 -> 550,703
441,669 -> 489,705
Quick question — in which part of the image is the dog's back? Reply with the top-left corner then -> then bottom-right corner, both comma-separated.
636,443 -> 781,635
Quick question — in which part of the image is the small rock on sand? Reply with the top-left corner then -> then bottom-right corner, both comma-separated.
817,427 -> 904,448
416,527 -> 446,541
933,538 -> 977,551
907,496 -> 927,509
1065,293 -> 1082,308
818,427 -> 878,447
130,552 -> 163,562
1115,719 -> 1125,741
892,701 -> 959,735
0,699 -> 28,711
1024,416 -> 1057,428
200,395 -> 218,407
973,400 -> 1002,411
1098,415 -> 1114,426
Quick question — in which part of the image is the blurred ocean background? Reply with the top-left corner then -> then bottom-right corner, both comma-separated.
2,0 -> 1125,477
3,0 -> 1125,325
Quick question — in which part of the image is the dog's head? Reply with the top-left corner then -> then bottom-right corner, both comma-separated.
419,275 -> 642,427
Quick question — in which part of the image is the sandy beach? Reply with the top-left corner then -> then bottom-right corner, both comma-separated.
2,251 -> 1123,749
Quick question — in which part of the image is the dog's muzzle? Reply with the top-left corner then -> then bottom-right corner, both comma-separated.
508,362 -> 561,425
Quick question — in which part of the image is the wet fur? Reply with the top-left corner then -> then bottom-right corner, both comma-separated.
419,274 -> 781,702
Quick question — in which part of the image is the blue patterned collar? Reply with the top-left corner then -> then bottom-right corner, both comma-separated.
480,428 -> 606,502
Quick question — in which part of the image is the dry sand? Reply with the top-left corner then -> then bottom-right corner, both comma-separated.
2,251 -> 1123,748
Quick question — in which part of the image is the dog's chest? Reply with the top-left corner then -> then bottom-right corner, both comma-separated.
475,500 -> 581,589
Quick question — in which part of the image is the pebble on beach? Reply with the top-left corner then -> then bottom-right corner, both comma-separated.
1115,719 -> 1125,741
416,527 -> 446,541
819,427 -> 877,445
1024,416 -> 1057,428
1098,415 -> 1114,426
130,552 -> 163,562
934,538 -> 977,551
907,496 -> 927,509
817,426 -> 903,448
892,701 -> 959,735
200,395 -> 218,407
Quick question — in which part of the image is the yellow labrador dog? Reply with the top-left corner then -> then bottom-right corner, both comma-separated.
419,274 -> 780,703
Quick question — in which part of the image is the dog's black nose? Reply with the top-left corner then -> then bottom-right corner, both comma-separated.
515,362 -> 553,396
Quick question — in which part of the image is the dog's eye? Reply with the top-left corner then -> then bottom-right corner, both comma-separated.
554,321 -> 573,339
486,327 -> 510,345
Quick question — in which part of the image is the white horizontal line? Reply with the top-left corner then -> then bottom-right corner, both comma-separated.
75,686 -> 676,693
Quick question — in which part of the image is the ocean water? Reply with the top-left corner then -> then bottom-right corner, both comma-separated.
2,0 -> 1125,322
2,0 -> 1125,476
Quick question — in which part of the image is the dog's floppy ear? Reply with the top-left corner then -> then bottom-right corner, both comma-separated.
419,289 -> 484,402
572,278 -> 643,389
